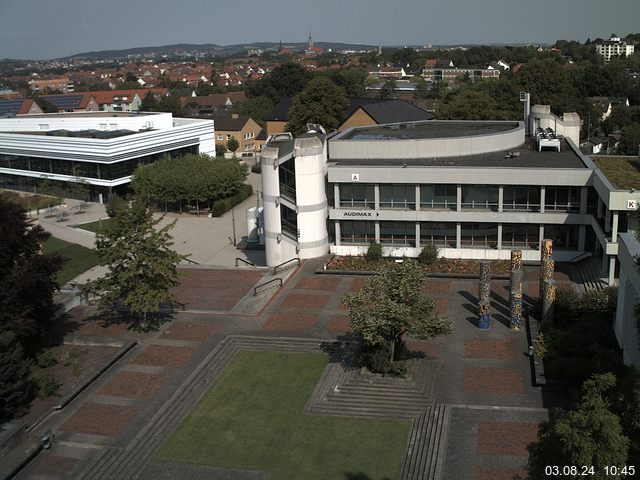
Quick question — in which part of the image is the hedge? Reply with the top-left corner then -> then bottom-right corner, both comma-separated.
210,184 -> 253,217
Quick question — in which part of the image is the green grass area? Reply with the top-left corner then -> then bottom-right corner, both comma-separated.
0,189 -> 62,211
593,156 -> 640,190
73,218 -> 113,234
156,351 -> 411,480
42,237 -> 99,285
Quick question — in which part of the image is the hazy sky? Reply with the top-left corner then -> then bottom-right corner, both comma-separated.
1,0 -> 639,59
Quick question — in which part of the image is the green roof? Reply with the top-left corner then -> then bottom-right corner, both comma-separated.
593,156 -> 640,190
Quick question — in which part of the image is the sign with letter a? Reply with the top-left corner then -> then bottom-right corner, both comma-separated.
351,173 -> 359,182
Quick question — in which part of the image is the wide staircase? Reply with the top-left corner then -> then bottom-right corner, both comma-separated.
570,256 -> 608,293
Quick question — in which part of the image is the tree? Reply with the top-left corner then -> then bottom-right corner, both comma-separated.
140,91 -> 159,111
233,95 -> 273,127
0,332 -> 35,421
617,123 -> 640,155
81,196 -> 185,330
328,66 -> 368,97
379,78 -> 397,99
0,196 -> 61,353
343,261 -> 453,372
528,373 -> 630,479
226,136 -> 239,153
285,77 -> 348,135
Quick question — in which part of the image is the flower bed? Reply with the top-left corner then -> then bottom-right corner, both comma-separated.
325,256 -> 511,276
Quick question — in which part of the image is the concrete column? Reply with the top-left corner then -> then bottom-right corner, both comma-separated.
612,211 -> 619,241
415,222 -> 421,248
498,185 -> 504,213
374,184 -> 380,211
538,225 -> 544,254
597,198 -> 603,219
456,222 -> 462,249
457,185 -> 462,212
497,224 -> 503,250
602,254 -> 609,276
335,221 -> 341,247
333,184 -> 340,209
608,257 -> 616,286
579,186 -> 588,215
578,225 -> 586,251
415,184 -> 421,211
375,221 -> 380,244
605,207 -> 611,233
539,186 -> 545,213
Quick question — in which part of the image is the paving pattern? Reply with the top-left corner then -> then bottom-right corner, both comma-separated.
14,261 -> 563,480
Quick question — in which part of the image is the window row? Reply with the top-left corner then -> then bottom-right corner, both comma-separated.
335,184 -> 584,213
339,221 -> 579,250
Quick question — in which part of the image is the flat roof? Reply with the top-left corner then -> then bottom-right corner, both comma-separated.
338,121 -> 519,141
330,138 -> 587,169
592,156 -> 640,189
9,111 -> 160,119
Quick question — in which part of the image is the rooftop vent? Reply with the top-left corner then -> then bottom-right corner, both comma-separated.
535,127 -> 561,152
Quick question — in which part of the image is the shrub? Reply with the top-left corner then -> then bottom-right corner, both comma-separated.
36,350 -> 58,368
418,244 -> 439,265
554,287 -> 579,325
0,333 -> 36,420
33,373 -> 61,398
366,242 -> 382,261
210,184 -> 253,217
579,287 -> 618,317
251,163 -> 262,174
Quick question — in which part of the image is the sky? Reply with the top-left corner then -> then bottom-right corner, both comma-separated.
1,0 -> 639,60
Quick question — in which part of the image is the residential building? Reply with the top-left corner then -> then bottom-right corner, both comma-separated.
181,93 -> 246,116
259,106 -> 639,288
92,88 -> 169,112
0,112 -> 215,202
422,66 -> 500,83
39,93 -> 99,113
0,98 -> 43,116
596,34 -> 635,63
28,77 -> 74,93
588,96 -> 630,121
212,113 -> 263,152
615,232 -> 640,367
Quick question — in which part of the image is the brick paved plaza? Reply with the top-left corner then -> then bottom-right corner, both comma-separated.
14,260 -> 569,480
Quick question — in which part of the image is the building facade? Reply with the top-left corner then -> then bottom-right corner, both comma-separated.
614,233 -> 640,367
0,112 -> 215,201
260,108 -> 640,286
596,34 -> 635,63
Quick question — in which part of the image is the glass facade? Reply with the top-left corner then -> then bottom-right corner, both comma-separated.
379,184 -> 415,209
339,184 -> 375,209
502,223 -> 539,249
503,186 -> 541,211
462,185 -> 499,210
544,186 -> 580,212
420,222 -> 456,247
340,220 -> 375,245
280,205 -> 298,240
420,184 -> 456,209
278,159 -> 296,202
544,224 -> 579,249
0,145 -> 198,181
461,223 -> 499,248
379,221 -> 416,246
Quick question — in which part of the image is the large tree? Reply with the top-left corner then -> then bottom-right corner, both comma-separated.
81,197 -> 184,330
528,373 -> 630,479
0,196 -> 61,353
343,260 -> 453,372
0,332 -> 35,421
285,77 -> 348,135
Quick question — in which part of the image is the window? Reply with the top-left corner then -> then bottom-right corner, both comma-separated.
339,184 -> 375,208
503,186 -> 540,211
502,224 -> 539,249
379,184 -> 416,209
462,186 -> 499,210
460,223 -> 498,248
217,134 -> 223,141
38,124 -> 49,131
544,224 -> 578,250
420,184 -> 456,209
420,222 -> 456,247
280,205 -> 298,240
340,221 -> 375,245
226,135 -> 232,141
380,221 -> 415,246
544,186 -> 580,212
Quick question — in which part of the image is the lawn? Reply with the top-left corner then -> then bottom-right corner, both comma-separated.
73,218 -> 113,234
42,237 -> 99,285
1,189 -> 62,211
156,351 -> 411,480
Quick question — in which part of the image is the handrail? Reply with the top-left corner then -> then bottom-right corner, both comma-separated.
254,277 -> 282,296
235,257 -> 256,267
273,257 -> 300,274
568,251 -> 592,263
183,257 -> 200,265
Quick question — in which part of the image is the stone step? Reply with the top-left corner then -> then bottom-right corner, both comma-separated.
401,404 -> 450,480
328,386 -> 429,402
309,404 -> 423,419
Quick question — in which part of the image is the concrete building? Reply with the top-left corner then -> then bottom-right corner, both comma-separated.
596,34 -> 635,63
0,111 -> 215,201
259,107 -> 640,285
615,232 -> 640,367
422,66 -> 500,83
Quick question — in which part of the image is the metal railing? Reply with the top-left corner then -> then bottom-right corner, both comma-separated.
235,257 -> 256,267
183,257 -> 200,265
273,257 -> 300,274
279,183 -> 297,202
254,277 -> 283,296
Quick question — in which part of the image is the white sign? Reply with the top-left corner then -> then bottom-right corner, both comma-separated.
351,173 -> 360,182
628,199 -> 638,210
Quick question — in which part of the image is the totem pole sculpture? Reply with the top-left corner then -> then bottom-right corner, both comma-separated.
509,250 -> 524,329
542,279 -> 556,325
539,239 -> 553,299
478,261 -> 491,329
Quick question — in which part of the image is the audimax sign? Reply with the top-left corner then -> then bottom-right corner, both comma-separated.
343,211 -> 380,217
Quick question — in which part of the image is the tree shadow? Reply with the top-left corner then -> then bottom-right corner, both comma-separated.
320,333 -> 360,369
344,473 -> 391,480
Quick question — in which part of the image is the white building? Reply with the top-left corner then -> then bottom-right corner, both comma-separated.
260,107 -> 640,286
596,34 -> 635,63
0,111 -> 215,201
614,232 -> 640,367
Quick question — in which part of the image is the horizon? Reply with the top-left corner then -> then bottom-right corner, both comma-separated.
1,0 -> 639,60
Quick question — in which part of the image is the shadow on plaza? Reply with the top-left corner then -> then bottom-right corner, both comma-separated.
343,473 -> 391,480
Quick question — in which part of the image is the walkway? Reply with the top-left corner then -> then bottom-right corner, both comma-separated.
12,259 -> 566,480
